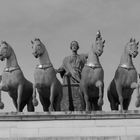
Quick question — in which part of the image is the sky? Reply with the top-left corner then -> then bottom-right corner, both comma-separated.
0,0 -> 140,112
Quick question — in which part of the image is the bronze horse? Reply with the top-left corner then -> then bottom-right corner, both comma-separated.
31,38 -> 63,111
0,41 -> 34,112
107,38 -> 140,111
80,31 -> 105,111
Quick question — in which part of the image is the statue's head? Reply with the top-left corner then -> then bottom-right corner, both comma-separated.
0,41 -> 12,61
70,40 -> 79,52
126,38 -> 139,58
94,30 -> 105,57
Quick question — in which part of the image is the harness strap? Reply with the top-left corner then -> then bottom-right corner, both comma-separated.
4,67 -> 20,72
85,63 -> 102,69
119,64 -> 135,70
36,64 -> 53,70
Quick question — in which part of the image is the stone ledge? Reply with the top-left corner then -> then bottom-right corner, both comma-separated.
0,110 -> 140,121
0,111 -> 139,139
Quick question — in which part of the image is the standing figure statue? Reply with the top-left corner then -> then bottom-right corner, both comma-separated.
58,41 -> 87,111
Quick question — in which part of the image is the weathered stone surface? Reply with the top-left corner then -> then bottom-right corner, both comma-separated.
0,111 -> 139,139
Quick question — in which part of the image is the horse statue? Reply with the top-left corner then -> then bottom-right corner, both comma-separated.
80,31 -> 105,111
107,38 -> 140,111
31,38 -> 63,111
0,41 -> 34,112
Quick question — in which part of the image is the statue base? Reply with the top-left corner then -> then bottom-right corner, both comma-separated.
0,111 -> 140,140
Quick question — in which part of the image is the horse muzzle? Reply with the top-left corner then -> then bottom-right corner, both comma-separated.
0,55 -> 5,61
32,52 -> 39,58
132,51 -> 138,58
97,51 -> 103,56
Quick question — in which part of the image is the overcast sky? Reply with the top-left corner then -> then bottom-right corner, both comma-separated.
0,0 -> 140,112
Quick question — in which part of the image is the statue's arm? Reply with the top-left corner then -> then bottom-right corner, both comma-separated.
57,66 -> 66,78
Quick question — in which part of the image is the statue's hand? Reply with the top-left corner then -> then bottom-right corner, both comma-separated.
65,72 -> 71,77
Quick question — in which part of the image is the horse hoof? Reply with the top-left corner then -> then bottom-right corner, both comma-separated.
135,100 -> 140,107
0,102 -> 4,109
49,106 -> 54,112
119,109 -> 125,113
98,99 -> 104,106
32,98 -> 38,106
85,110 -> 91,114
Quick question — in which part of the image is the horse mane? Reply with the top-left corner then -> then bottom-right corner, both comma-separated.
1,41 -> 14,53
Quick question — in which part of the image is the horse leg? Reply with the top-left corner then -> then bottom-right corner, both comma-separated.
115,82 -> 123,112
32,84 -> 38,106
0,85 -> 4,109
107,87 -> 118,110
39,95 -> 50,111
131,82 -> 140,107
123,98 -> 131,110
54,95 -> 62,111
49,84 -> 55,112
17,84 -> 23,112
89,98 -> 93,111
55,86 -> 63,111
27,96 -> 35,112
92,98 -> 101,111
82,87 -> 90,111
11,97 -> 17,110
95,81 -> 104,107
19,102 -> 27,112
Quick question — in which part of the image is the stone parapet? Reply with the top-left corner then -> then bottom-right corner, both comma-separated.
0,111 -> 140,139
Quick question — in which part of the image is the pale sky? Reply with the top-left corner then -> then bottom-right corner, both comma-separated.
0,0 -> 140,112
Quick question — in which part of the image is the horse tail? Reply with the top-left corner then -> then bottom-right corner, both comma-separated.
107,80 -> 117,100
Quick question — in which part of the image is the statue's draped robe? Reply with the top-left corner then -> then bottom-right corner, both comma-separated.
58,54 -> 87,111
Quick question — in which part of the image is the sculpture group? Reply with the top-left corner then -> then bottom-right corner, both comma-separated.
0,30 -> 140,112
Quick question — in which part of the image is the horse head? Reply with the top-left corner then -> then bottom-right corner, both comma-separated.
92,30 -> 105,57
125,38 -> 139,58
31,38 -> 46,58
0,41 -> 12,61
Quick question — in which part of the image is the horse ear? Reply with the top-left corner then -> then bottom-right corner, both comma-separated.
1,40 -> 4,44
35,38 -> 40,42
31,40 -> 34,44
130,38 -> 133,42
103,40 -> 105,44
133,38 -> 136,42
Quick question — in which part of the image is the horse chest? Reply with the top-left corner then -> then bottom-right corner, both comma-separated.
2,73 -> 19,89
34,70 -> 52,87
122,72 -> 137,86
87,68 -> 104,82
115,68 -> 137,86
